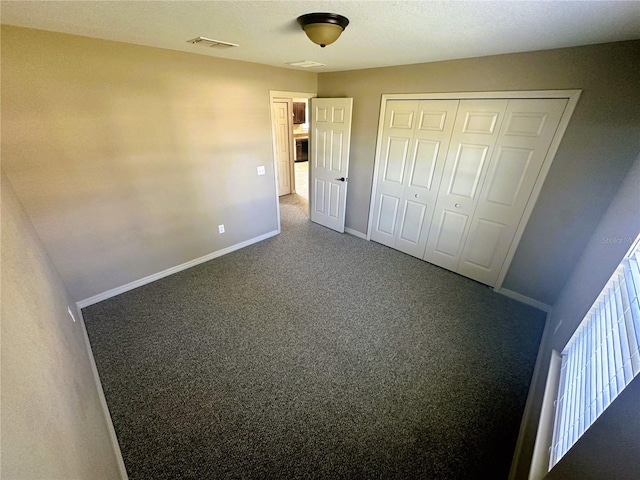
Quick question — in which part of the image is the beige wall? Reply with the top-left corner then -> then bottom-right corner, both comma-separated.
512,153 -> 640,479
318,41 -> 640,305
1,175 -> 122,479
1,26 -> 316,301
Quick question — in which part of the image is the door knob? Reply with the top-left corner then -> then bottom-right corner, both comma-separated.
455,203 -> 461,208
415,194 -> 420,198
336,177 -> 346,182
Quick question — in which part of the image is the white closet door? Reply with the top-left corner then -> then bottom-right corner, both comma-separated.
370,99 -> 458,258
457,98 -> 568,285
423,100 -> 508,271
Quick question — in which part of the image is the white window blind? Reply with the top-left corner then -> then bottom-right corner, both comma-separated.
549,235 -> 640,468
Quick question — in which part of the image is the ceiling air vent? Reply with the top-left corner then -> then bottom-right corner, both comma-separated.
286,60 -> 326,68
187,37 -> 239,49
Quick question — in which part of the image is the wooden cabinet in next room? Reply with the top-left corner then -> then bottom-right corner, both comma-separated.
293,102 -> 306,124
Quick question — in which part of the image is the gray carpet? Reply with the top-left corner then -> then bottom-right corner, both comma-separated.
83,193 -> 546,479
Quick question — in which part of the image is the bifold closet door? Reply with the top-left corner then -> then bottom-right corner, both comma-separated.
456,98 -> 568,285
370,99 -> 458,258
423,98 -> 567,286
423,100 -> 508,272
371,96 -> 568,287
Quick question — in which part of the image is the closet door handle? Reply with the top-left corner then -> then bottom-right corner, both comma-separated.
455,203 -> 461,208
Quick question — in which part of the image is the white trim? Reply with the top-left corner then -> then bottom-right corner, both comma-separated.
508,312 -> 554,480
496,287 -> 552,313
367,90 -> 582,290
529,350 -> 562,480
77,230 -> 279,308
379,90 -> 581,101
344,227 -> 367,240
366,94 -> 391,241
269,91 -> 317,100
76,306 -> 129,479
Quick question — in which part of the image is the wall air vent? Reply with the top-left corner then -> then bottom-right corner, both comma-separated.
286,60 -> 326,68
187,37 -> 239,49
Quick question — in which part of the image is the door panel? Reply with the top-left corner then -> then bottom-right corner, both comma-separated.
447,143 -> 490,198
310,98 -> 353,233
424,99 -> 507,269
433,210 -> 469,263
272,101 -> 292,196
462,218 -> 506,269
330,131 -> 344,172
458,98 -> 568,285
314,179 -> 326,214
329,183 -> 340,218
376,194 -> 400,239
503,111 -> 549,137
384,137 -> 410,184
462,110 -> 502,134
418,110 -> 450,131
409,139 -> 439,190
332,106 -> 346,123
315,130 -> 327,169
390,108 -> 415,129
399,201 -> 427,244
484,147 -> 533,207
371,99 -> 459,258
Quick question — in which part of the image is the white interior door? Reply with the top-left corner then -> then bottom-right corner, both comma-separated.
457,98 -> 568,285
423,99 -> 508,271
370,99 -> 459,258
310,98 -> 353,233
272,100 -> 293,196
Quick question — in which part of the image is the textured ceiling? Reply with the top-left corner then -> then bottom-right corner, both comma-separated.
2,1 -> 640,72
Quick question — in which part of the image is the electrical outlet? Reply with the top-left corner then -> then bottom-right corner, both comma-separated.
218,224 -> 225,234
257,165 -> 266,176
67,306 -> 76,322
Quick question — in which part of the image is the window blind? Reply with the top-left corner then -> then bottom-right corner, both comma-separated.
549,236 -> 640,468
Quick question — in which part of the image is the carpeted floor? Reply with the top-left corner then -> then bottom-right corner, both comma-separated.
83,193 -> 546,480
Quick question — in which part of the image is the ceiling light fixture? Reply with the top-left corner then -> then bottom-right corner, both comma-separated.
296,13 -> 349,48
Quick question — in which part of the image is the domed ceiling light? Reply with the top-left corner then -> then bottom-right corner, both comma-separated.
297,13 -> 349,48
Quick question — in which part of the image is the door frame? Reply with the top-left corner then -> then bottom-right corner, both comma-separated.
272,98 -> 294,196
367,89 -> 582,295
269,90 -> 317,233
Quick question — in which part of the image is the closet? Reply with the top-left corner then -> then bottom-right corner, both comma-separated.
370,96 -> 569,287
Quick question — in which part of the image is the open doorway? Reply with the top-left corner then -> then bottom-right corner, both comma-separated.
292,97 -> 309,201
269,90 -> 316,227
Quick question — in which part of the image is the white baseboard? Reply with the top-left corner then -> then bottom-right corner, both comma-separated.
496,287 -> 552,313
77,230 -> 279,309
76,307 -> 129,479
344,227 -> 367,240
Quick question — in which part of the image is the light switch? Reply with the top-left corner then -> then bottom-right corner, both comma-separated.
257,165 -> 266,176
